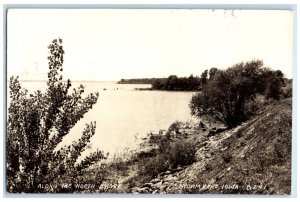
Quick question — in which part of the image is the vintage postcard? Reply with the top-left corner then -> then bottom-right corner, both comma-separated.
6,8 -> 293,195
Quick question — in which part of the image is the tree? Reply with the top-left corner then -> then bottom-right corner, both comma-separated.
264,70 -> 285,100
209,67 -> 218,80
190,60 -> 283,127
187,74 -> 201,90
152,79 -> 165,90
165,75 -> 179,90
200,69 -> 208,85
7,38 -> 106,193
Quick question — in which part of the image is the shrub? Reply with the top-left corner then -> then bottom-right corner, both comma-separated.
108,149 -> 136,176
137,139 -> 196,181
167,121 -> 182,135
282,79 -> 292,98
190,60 -> 285,127
138,154 -> 170,180
166,141 -> 197,168
264,70 -> 285,100
7,38 -> 106,193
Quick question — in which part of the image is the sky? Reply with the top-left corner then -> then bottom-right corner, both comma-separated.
7,9 -> 293,81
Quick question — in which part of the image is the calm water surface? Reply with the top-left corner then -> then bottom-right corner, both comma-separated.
13,81 -> 196,157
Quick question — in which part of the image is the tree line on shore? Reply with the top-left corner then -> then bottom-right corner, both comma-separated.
117,67 -> 219,91
151,67 -> 218,91
117,78 -> 158,84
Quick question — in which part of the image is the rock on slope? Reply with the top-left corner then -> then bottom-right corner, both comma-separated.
133,98 -> 292,195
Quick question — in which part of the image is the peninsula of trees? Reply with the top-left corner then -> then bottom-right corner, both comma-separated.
117,78 -> 157,84
117,67 -> 218,91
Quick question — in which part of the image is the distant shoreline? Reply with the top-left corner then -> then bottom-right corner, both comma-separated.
12,80 -> 119,83
117,78 -> 158,85
134,87 -> 198,92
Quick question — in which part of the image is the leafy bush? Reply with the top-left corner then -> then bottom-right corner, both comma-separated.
138,154 -> 170,179
282,79 -> 292,98
137,140 -> 196,180
7,39 -> 106,193
107,148 -> 136,177
264,70 -> 285,100
166,141 -> 196,168
190,60 -> 285,127
167,121 -> 182,135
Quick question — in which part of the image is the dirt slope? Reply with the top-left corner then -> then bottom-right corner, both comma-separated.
130,98 -> 292,194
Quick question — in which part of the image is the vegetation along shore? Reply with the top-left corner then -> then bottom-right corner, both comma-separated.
7,39 -> 292,194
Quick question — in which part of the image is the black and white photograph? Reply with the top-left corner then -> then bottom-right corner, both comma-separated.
5,7 -> 294,195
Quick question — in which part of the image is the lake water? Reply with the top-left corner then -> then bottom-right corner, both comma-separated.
11,81 -> 196,157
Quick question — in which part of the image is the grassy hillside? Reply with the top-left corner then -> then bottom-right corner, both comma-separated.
177,98 -> 292,194
86,97 -> 292,195
116,98 -> 292,194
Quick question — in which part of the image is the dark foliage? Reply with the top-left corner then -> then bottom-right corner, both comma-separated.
264,70 -> 285,100
209,67 -> 218,80
200,69 -> 208,85
117,78 -> 158,84
190,60 -> 286,127
138,138 -> 196,180
152,75 -> 201,91
166,141 -> 196,168
282,79 -> 292,98
7,38 -> 107,193
138,154 -> 170,179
